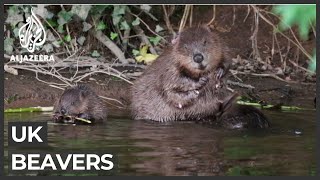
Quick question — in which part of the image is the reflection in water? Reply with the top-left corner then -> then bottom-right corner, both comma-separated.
4,110 -> 316,176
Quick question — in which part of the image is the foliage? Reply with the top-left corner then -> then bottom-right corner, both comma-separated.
273,5 -> 316,72
4,5 -> 164,63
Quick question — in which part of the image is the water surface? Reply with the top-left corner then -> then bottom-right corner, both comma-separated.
4,109 -> 316,176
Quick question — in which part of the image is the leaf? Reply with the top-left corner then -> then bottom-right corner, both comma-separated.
13,27 -> 20,37
132,49 -> 140,56
64,35 -> 71,42
46,30 -> 56,42
90,5 -> 109,15
52,40 -> 61,48
111,5 -> 126,25
135,54 -> 158,65
112,15 -> 122,26
112,5 -> 126,16
70,5 -> 92,21
4,37 -> 14,54
148,36 -> 162,46
110,32 -> 118,40
57,10 -> 73,25
139,45 -> 148,56
140,5 -> 152,12
135,45 -> 159,64
91,50 -> 101,57
77,36 -> 86,45
82,22 -> 92,32
57,25 -> 64,33
96,21 -> 106,30
132,18 -> 140,26
33,5 -> 54,19
6,14 -> 24,27
42,44 -> 53,53
46,19 -> 58,27
273,5 -> 316,40
120,21 -> 130,30
308,51 -> 316,72
155,25 -> 164,33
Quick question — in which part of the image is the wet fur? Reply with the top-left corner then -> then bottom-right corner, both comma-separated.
53,85 -> 107,122
131,26 -> 232,122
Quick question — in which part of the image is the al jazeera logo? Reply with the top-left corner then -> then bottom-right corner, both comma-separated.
10,8 -> 55,63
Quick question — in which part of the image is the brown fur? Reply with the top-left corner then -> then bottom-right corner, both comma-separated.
53,85 -> 107,123
216,93 -> 270,129
131,26 -> 232,122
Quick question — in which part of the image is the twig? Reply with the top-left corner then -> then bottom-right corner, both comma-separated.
91,30 -> 129,64
230,69 -> 314,85
288,60 -> 315,74
226,80 -> 255,89
128,11 -> 166,42
250,5 -> 312,60
162,5 -> 176,36
207,5 -> 216,26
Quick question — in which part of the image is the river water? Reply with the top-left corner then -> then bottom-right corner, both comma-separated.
4,109 -> 316,176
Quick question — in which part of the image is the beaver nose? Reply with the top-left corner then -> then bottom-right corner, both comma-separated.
60,108 -> 66,115
193,53 -> 204,63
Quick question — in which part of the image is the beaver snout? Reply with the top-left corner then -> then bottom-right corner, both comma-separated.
193,53 -> 204,63
60,107 -> 67,115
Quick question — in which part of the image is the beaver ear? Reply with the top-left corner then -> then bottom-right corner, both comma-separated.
203,24 -> 214,32
79,90 -> 88,99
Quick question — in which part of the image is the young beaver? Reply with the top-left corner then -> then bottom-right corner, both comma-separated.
215,93 -> 271,129
52,85 -> 107,124
131,26 -> 232,122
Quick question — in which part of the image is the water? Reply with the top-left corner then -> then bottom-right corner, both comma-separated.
4,109 -> 316,176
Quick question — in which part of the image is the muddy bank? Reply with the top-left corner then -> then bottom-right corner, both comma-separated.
4,70 -> 316,111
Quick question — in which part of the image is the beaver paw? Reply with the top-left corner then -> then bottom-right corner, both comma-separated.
215,68 -> 224,80
197,76 -> 209,88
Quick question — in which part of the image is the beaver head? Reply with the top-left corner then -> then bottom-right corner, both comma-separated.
55,85 -> 90,116
172,26 -> 224,78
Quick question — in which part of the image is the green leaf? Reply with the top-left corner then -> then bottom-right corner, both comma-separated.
308,51 -> 316,72
112,5 -> 126,16
148,36 -> 162,46
91,50 -> 101,57
132,49 -> 140,56
112,15 -> 122,26
64,35 -> 71,42
77,36 -> 86,45
82,22 -> 92,32
111,5 -> 126,25
132,18 -> 140,26
57,10 -> 73,25
70,5 -> 92,21
46,19 -> 58,27
273,5 -> 316,40
90,5 -> 109,15
110,32 -> 118,40
96,21 -> 106,30
57,25 -> 64,33
4,37 -> 14,54
120,21 -> 130,30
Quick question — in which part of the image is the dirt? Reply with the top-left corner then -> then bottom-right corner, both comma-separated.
4,5 -> 316,111
4,70 -> 315,110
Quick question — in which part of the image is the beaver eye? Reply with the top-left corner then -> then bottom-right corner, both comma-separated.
183,44 -> 188,50
71,102 -> 75,105
203,40 -> 207,46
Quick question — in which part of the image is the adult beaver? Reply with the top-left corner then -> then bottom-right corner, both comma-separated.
131,25 -> 270,129
131,26 -> 232,122
52,85 -> 107,124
